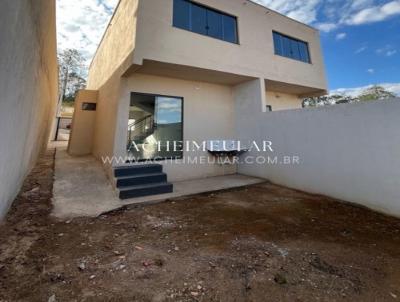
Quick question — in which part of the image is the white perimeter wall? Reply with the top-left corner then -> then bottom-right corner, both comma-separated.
236,81 -> 400,217
0,0 -> 58,219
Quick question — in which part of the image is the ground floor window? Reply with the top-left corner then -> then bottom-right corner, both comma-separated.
127,93 -> 183,161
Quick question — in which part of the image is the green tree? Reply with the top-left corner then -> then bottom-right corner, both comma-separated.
303,85 -> 397,108
303,94 -> 358,107
358,85 -> 396,102
57,49 -> 87,112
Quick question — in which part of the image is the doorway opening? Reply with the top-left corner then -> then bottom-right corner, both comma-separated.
127,93 -> 183,161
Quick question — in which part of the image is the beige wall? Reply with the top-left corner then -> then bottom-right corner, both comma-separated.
87,0 -> 139,89
82,0 -> 328,181
266,91 -> 303,111
134,0 -> 327,91
88,0 -> 327,93
85,0 -> 139,163
0,0 -> 58,219
92,74 -> 124,163
113,73 -> 236,181
68,90 -> 99,155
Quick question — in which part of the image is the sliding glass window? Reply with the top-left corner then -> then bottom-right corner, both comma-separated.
273,31 -> 311,63
128,93 -> 183,161
173,0 -> 239,44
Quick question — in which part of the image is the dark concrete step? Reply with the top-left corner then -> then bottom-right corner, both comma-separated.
119,182 -> 173,199
116,172 -> 167,188
114,164 -> 162,177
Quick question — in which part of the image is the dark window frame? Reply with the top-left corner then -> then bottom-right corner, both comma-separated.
129,92 -> 185,162
272,31 -> 311,64
173,0 -> 239,44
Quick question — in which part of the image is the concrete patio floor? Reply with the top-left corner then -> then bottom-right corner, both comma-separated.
52,147 -> 264,219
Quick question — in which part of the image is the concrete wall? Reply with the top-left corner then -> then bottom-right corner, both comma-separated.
266,91 -> 303,111
236,98 -> 400,217
114,73 -> 237,181
233,78 -> 266,142
134,0 -> 327,91
68,90 -> 99,155
0,0 -> 58,218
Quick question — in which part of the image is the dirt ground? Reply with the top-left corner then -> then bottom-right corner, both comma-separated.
1,149 -> 400,302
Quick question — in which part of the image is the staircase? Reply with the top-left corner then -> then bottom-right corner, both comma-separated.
114,164 -> 173,199
132,128 -> 155,144
127,115 -> 155,148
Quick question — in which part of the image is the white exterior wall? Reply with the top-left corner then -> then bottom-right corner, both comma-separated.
237,99 -> 400,217
0,0 -> 58,219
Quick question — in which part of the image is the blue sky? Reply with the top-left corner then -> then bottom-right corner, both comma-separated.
317,4 -> 400,94
57,0 -> 400,95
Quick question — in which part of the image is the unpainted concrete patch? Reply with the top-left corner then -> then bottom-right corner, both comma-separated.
52,147 -> 264,219
52,148 -> 121,219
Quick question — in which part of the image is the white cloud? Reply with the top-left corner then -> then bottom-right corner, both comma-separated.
251,0 -> 321,23
315,23 -> 338,32
367,68 -> 375,74
158,100 -> 182,112
305,0 -> 400,33
381,83 -> 400,95
252,0 -> 400,34
335,32 -> 347,40
57,0 -> 119,64
344,0 -> 400,25
376,45 -> 398,57
386,50 -> 397,56
350,0 -> 375,10
331,83 -> 400,97
355,46 -> 367,54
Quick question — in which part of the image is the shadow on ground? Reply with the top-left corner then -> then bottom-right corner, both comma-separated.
0,149 -> 400,301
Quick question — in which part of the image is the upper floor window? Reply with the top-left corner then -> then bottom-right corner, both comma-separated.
173,0 -> 239,44
273,31 -> 311,63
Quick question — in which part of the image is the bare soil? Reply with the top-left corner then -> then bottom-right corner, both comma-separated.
1,149 -> 400,302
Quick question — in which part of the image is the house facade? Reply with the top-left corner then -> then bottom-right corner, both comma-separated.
69,0 -> 327,197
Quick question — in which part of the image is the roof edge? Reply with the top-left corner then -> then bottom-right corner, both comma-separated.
246,0 -> 319,32
89,0 -> 123,69
89,0 -> 319,70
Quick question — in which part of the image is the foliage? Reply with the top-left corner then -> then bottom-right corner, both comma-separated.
303,94 -> 358,107
58,49 -> 87,104
358,85 -> 396,102
303,85 -> 397,108
62,98 -> 75,108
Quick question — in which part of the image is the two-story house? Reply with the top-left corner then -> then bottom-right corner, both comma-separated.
68,0 -> 327,199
